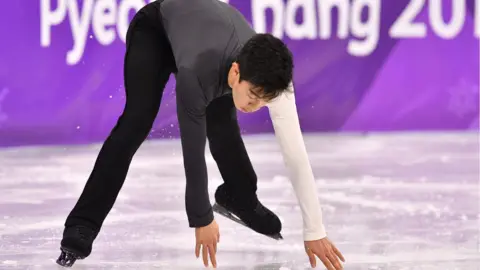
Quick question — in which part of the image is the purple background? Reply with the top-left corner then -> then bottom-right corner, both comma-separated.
0,0 -> 478,147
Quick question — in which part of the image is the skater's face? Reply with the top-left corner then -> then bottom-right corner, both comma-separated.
228,63 -> 268,113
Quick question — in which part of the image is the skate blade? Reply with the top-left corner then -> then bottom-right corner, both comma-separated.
213,203 -> 283,241
56,247 -> 84,267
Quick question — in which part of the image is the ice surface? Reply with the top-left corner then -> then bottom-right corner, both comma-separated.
0,132 -> 479,269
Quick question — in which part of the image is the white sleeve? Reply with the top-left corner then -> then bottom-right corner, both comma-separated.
266,83 -> 327,241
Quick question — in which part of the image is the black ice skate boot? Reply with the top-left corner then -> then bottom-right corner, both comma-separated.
56,225 -> 98,267
213,184 -> 283,240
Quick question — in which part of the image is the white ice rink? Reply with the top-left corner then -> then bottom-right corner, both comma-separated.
0,132 -> 479,269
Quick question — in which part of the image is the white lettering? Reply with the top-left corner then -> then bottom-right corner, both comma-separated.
429,0 -> 466,39
284,0 -> 317,40
40,0 -> 474,64
348,0 -> 381,56
317,0 -> 349,39
40,0 -> 151,64
40,0 -> 68,47
66,0 -> 95,65
92,0 -> 117,46
476,0 -> 480,37
252,0 -> 285,38
389,0 -> 427,38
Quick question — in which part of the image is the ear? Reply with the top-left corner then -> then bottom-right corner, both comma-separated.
232,62 -> 240,75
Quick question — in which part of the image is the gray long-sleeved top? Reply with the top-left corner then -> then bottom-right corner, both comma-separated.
159,0 -> 327,241
159,0 -> 255,228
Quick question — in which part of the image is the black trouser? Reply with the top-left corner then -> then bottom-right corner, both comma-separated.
65,1 -> 257,231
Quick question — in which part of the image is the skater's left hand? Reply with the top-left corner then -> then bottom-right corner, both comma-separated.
304,237 -> 345,269
195,219 -> 220,268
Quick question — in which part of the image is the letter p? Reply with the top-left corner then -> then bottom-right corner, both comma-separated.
40,0 -> 68,47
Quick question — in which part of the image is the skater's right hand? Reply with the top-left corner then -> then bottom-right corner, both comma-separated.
304,237 -> 345,269
195,219 -> 220,268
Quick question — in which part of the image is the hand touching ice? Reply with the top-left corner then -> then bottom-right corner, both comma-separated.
304,237 -> 345,269
195,219 -> 220,268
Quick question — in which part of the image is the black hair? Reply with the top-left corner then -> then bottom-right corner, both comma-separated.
236,33 -> 293,101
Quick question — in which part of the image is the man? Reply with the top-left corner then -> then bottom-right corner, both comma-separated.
56,0 -> 345,269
